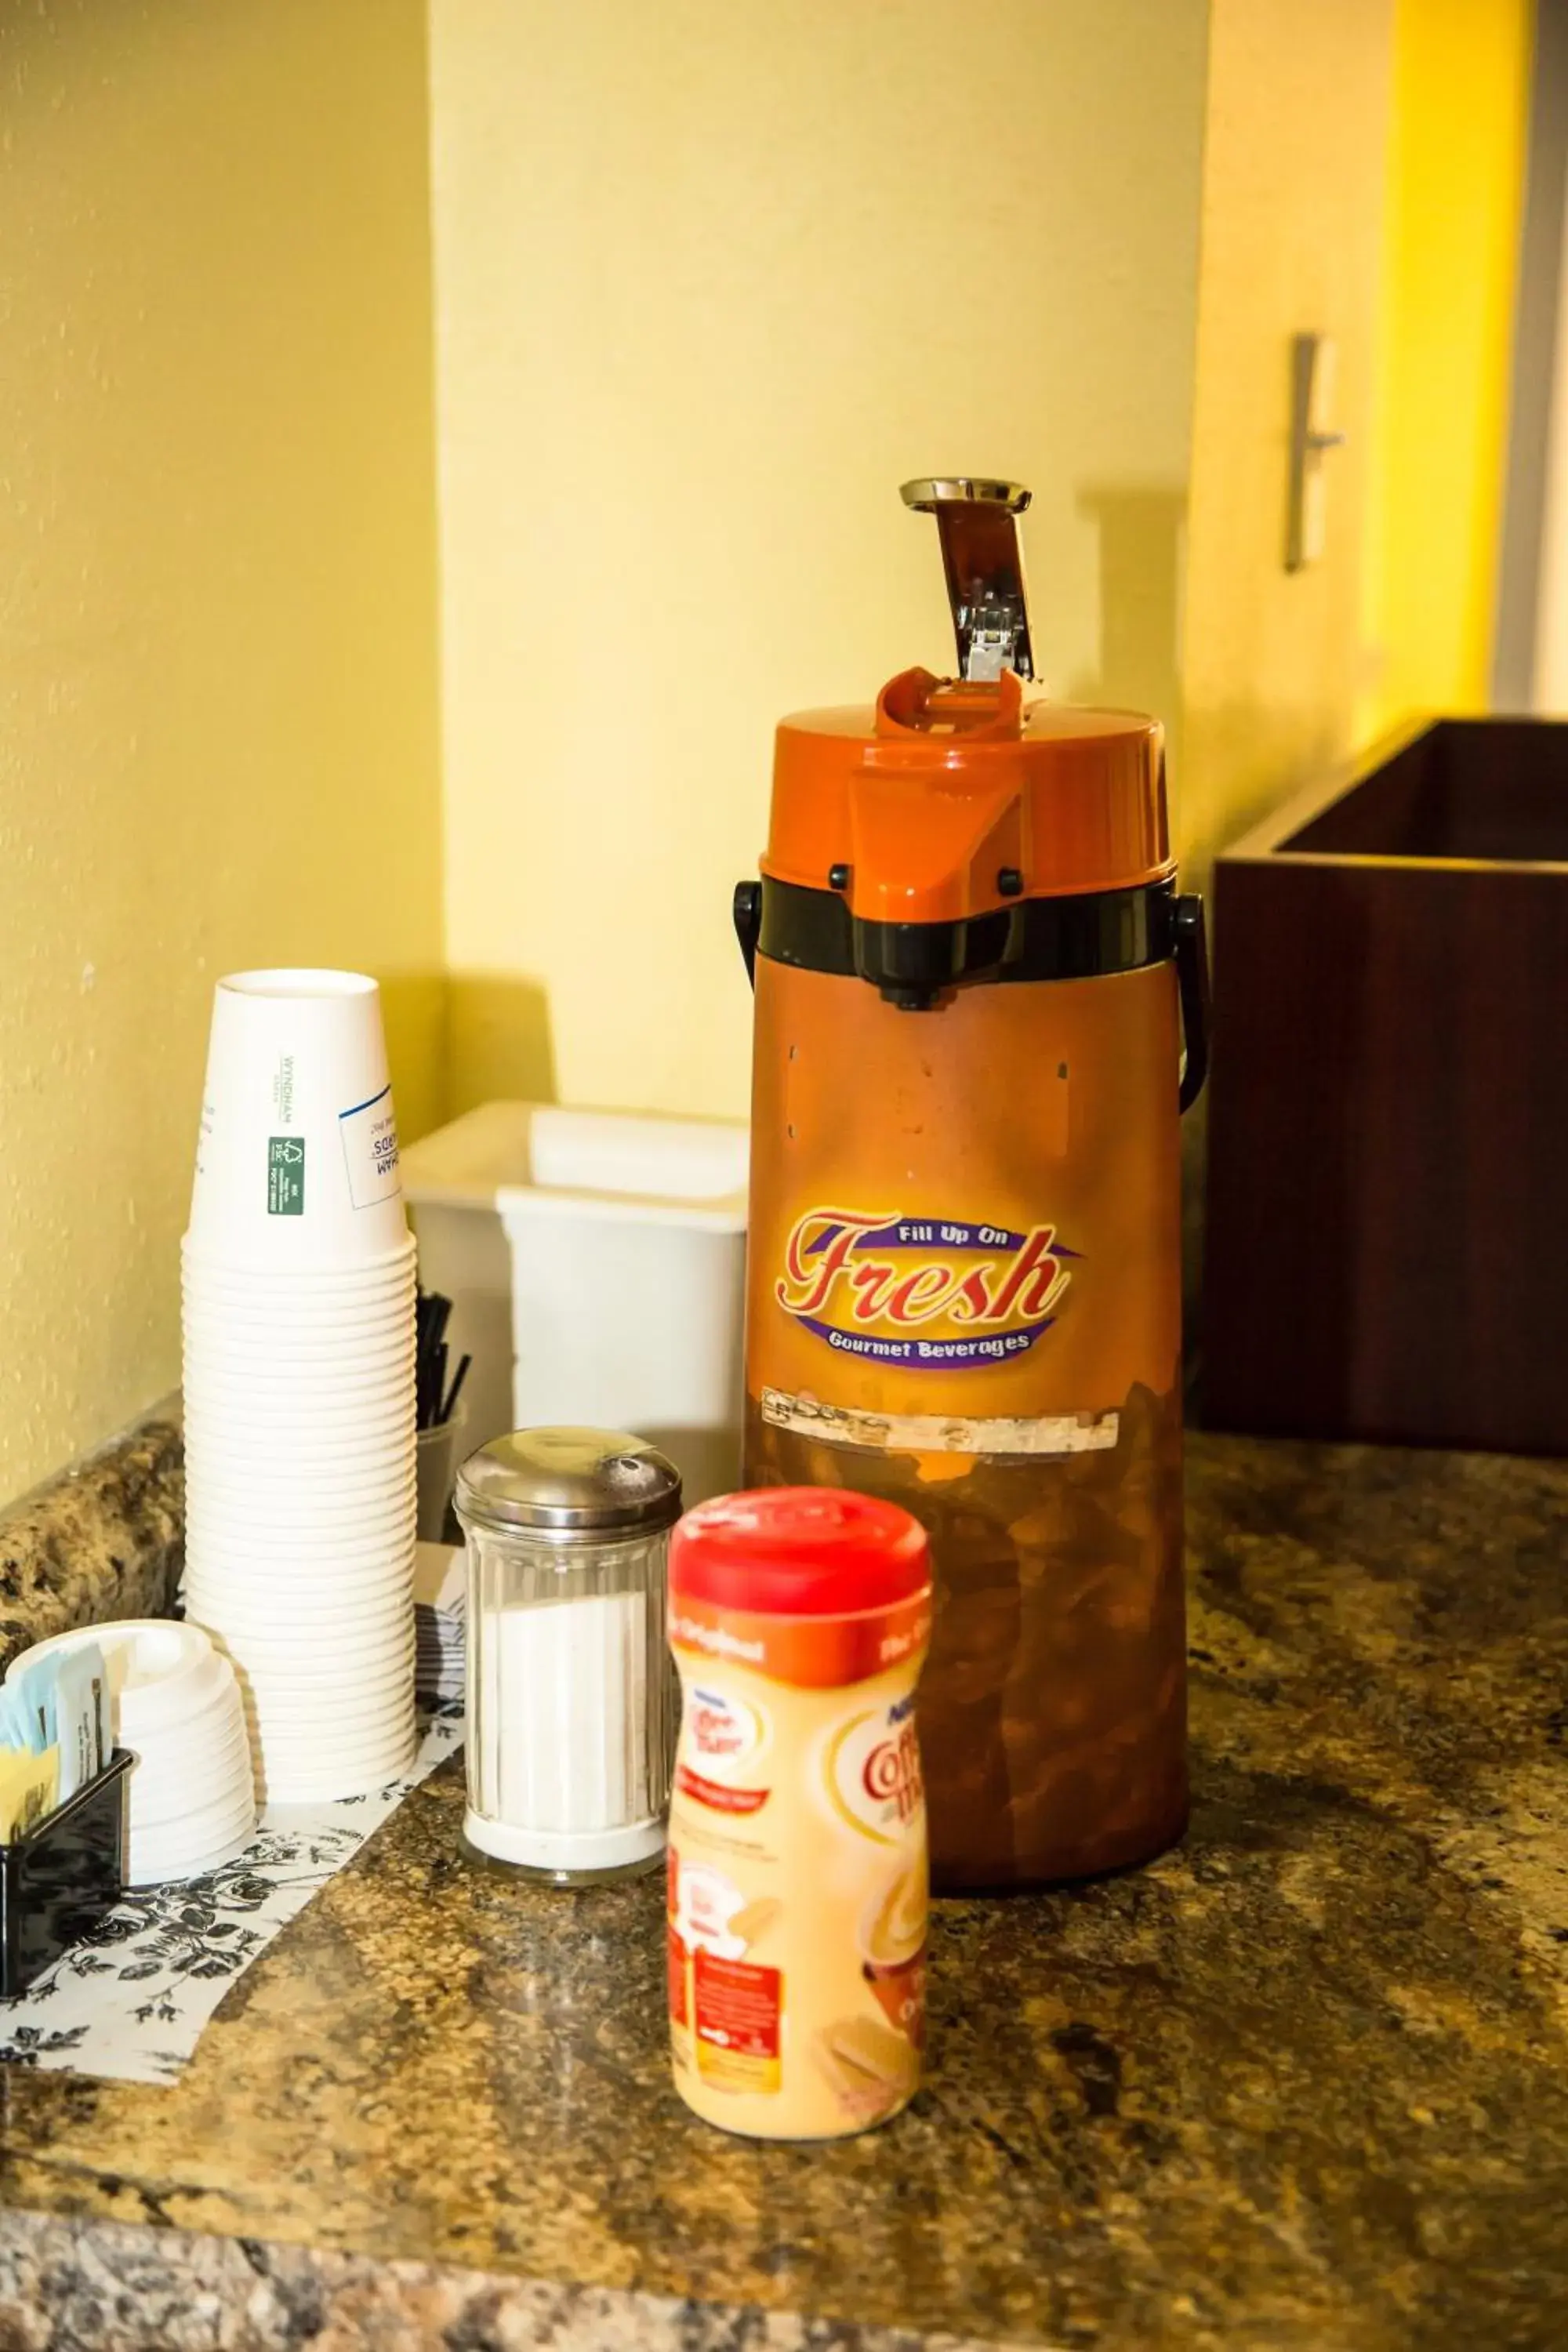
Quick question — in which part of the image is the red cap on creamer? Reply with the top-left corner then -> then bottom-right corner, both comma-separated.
671,1488 -> 929,1620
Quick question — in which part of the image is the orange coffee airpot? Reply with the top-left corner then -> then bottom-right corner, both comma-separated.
734,478 -> 1208,1892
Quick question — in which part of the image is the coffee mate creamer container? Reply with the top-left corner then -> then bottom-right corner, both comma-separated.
667,1489 -> 931,2140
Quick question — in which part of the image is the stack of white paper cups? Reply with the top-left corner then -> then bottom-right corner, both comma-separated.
182,971 -> 416,1803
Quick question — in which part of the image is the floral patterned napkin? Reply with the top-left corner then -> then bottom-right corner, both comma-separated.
0,1707 -> 463,2084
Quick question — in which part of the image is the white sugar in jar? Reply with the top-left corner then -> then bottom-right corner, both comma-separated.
456,1427 -> 681,1883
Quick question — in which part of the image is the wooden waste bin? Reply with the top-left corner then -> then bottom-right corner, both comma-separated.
1203,717 -> 1568,1456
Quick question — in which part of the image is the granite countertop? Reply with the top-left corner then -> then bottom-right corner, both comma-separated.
0,1428 -> 1566,2350
0,1414 -> 183,1675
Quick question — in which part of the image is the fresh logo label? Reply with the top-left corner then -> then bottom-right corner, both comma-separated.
267,1137 -> 305,1217
776,1207 -> 1073,1367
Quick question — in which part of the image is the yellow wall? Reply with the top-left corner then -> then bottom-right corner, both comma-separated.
1181,0 -> 1530,864
428,0 -> 1211,1121
1363,0 -> 1531,733
0,0 -> 1532,1501
1179,0 -> 1398,874
0,0 -> 445,1504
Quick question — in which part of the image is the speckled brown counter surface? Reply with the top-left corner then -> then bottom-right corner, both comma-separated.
0,1431 -> 1566,2352
0,1415 -> 183,1675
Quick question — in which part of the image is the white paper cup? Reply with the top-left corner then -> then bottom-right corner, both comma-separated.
185,1554 -> 414,1593
183,1413 -> 415,1451
183,1555 -> 416,1595
264,1746 -> 417,1805
250,1693 -> 413,1730
240,1700 -> 415,1743
186,1442 -> 413,1479
180,1290 -> 417,1337
183,1375 -> 414,1414
184,1450 -> 417,1493
181,1277 -> 416,1319
182,1312 -> 417,1352
257,1715 -> 414,1751
181,1336 -> 417,1381
186,1455 -> 414,1490
182,1229 -> 418,1291
184,1508 -> 416,1548
184,1398 -> 414,1437
218,1613 -> 416,1653
187,1450 -> 415,1486
183,1327 -> 415,1366
182,1334 -> 417,1373
183,1490 -> 416,1537
184,1534 -> 415,1576
187,1444 -> 416,1485
258,1744 -> 413,1788
220,1681 -> 411,1726
196,1608 -> 414,1654
191,1613 -> 416,1660
234,1675 -> 416,1712
183,1524 -> 413,1562
184,1356 -> 415,1397
183,1369 -> 416,1408
239,1710 -> 412,1751
187,1599 -> 416,1637
185,1552 -> 414,1592
188,1497 -> 415,1527
182,1270 -> 416,1308
186,1574 -> 413,1617
183,1333 -> 416,1374
183,1223 -> 416,1275
247,1703 -> 415,1773
183,1272 -> 416,1307
187,971 -> 408,1270
230,1678 -> 410,1745
234,1658 -> 415,1701
184,1410 -> 415,1450
183,1534 -> 417,1573
184,1367 -> 416,1394
187,1376 -> 412,1406
222,1601 -> 414,1641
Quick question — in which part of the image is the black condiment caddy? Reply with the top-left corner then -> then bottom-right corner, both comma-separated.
0,1750 -> 132,1998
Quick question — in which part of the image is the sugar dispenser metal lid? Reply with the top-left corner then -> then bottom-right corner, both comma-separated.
456,1426 -> 683,1537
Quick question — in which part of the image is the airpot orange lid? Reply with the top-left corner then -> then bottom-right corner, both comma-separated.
768,669 -> 1169,923
763,481 -> 1172,925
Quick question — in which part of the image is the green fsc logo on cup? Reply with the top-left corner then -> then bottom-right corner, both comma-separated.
267,1137 -> 305,1216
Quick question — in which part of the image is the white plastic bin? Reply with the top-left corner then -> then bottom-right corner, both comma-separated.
401,1104 -> 749,1505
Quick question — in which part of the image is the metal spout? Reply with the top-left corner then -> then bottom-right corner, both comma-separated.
900,477 -> 1034,683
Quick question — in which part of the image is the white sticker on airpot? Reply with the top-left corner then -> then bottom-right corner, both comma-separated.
338,1083 -> 401,1210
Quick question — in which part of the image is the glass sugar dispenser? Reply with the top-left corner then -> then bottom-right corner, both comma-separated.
455,1426 -> 683,1884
